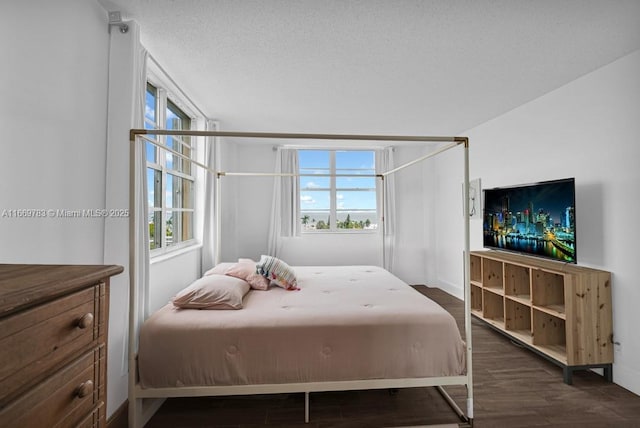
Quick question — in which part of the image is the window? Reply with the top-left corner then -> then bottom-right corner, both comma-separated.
299,150 -> 377,231
145,82 -> 196,252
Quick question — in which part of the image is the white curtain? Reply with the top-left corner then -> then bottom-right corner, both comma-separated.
377,147 -> 396,271
103,19 -> 147,388
201,119 -> 218,274
132,42 -> 149,341
267,148 -> 300,256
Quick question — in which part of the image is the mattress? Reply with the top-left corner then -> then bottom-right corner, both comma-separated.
137,266 -> 466,389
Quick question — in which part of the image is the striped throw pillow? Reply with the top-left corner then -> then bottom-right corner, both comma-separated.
256,255 -> 299,290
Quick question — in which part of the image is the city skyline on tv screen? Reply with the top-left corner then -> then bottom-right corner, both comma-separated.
483,178 -> 576,263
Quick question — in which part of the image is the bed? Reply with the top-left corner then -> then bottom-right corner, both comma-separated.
138,265 -> 465,390
128,129 -> 474,428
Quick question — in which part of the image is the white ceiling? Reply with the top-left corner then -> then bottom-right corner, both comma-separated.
99,0 -> 640,137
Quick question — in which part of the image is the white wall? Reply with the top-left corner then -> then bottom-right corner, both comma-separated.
433,50 -> 640,395
0,0 -> 139,419
0,0 -> 109,264
149,249 -> 201,313
0,0 -> 128,419
220,142 -> 274,261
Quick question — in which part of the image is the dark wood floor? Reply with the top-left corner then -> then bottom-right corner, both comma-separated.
145,286 -> 640,428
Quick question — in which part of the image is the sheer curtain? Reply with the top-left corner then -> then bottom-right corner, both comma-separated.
132,41 -> 149,338
201,119 -> 218,274
103,19 -> 147,401
267,148 -> 300,256
377,147 -> 396,271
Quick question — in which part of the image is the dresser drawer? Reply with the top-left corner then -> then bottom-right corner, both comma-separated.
76,401 -> 105,428
0,284 -> 105,405
0,345 -> 105,428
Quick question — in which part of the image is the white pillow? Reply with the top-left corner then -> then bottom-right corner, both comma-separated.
171,274 -> 250,309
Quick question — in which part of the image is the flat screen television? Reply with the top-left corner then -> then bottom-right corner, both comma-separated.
483,177 -> 577,263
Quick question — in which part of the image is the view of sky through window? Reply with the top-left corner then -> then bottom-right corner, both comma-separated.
144,83 -> 195,250
299,150 -> 377,230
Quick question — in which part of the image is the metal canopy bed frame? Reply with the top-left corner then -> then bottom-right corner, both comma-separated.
127,129 -> 474,428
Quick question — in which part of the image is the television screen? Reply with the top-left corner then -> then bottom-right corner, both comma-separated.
483,178 -> 576,263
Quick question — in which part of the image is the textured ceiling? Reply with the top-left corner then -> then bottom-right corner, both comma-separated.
99,0 -> 640,137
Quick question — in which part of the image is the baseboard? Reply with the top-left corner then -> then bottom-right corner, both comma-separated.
436,279 -> 463,300
107,398 -> 166,428
611,362 -> 640,397
107,400 -> 128,428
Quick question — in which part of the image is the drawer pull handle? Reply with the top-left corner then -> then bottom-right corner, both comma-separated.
75,380 -> 93,398
76,313 -> 94,329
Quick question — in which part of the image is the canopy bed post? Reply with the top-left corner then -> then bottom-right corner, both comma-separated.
128,132 -> 140,428
380,174 -> 386,269
305,392 -> 310,423
215,172 -> 223,265
462,138 -> 474,420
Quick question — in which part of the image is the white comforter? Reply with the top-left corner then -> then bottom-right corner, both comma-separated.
138,266 -> 466,388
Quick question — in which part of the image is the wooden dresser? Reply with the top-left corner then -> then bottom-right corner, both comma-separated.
0,264 -> 123,428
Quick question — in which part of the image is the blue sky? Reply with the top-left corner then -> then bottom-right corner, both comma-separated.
145,88 -> 188,209
299,150 -> 376,211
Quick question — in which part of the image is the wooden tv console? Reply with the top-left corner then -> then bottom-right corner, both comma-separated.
469,250 -> 613,384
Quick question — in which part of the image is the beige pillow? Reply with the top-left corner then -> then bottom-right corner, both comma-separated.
172,274 -> 250,310
203,262 -> 236,276
225,259 -> 270,291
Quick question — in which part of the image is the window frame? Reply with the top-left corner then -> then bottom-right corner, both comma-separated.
299,149 -> 378,234
145,81 -> 199,256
